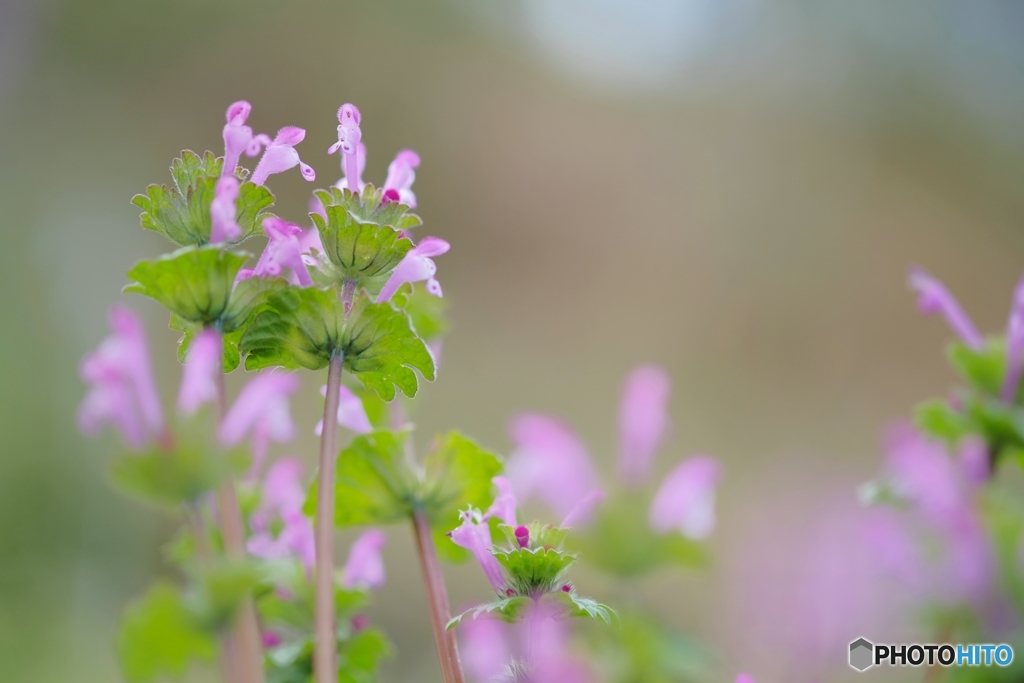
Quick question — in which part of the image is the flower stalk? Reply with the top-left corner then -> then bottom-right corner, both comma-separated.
314,352 -> 344,683
412,509 -> 465,683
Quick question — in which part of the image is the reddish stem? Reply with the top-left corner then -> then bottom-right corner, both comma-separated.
314,353 -> 344,683
412,510 -> 466,683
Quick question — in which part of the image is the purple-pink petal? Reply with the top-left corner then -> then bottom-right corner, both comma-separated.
251,217 -> 312,286
248,457 -> 316,571
209,176 -> 242,244
219,372 -> 300,462
649,455 -> 721,539
1001,274 -> 1024,402
376,237 -> 450,304
222,100 -> 255,177
735,674 -> 755,683
383,149 -> 420,208
449,510 -> 505,593
458,615 -> 510,683
908,268 -> 983,350
78,305 -> 164,448
314,384 -> 372,436
329,103 -> 363,193
177,329 -> 220,416
484,476 -> 518,527
251,127 -> 315,186
341,529 -> 387,590
618,364 -> 672,485
505,413 -> 600,520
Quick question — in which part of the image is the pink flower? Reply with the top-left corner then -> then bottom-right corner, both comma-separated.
458,614 -> 510,683
328,103 -> 362,193
618,364 -> 672,485
484,476 -> 518,527
341,529 -> 387,590
908,268 -> 983,350
219,372 -> 300,477
506,414 -> 600,521
648,455 -> 721,539
376,236 -> 450,304
177,329 -> 220,416
383,149 -> 420,208
332,142 -> 366,194
78,306 -> 164,448
209,176 -> 242,244
735,674 -> 755,683
221,101 -> 271,177
240,217 -> 312,287
560,490 -> 606,529
251,127 -> 315,186
248,458 -> 315,571
314,384 -> 372,436
448,509 -> 505,594
1002,274 -> 1024,402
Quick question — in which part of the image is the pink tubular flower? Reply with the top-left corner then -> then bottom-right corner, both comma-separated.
251,127 -> 315,186
458,614 -> 510,683
341,529 -> 387,590
618,364 -> 672,485
209,176 -> 242,244
908,268 -> 983,349
383,149 -> 420,208
248,458 -> 315,571
177,329 -> 220,416
314,384 -> 372,436
506,414 -> 600,520
332,142 -> 366,194
241,217 -> 312,286
78,306 -> 164,448
649,455 -> 721,539
376,237 -> 450,304
484,476 -> 518,527
328,103 -> 362,193
219,372 -> 300,477
449,509 -> 505,594
221,101 -> 271,177
1001,274 -> 1024,402
560,490 -> 606,529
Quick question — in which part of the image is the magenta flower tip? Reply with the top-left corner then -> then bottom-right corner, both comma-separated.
351,614 -> 369,632
560,583 -> 571,593
274,126 -> 306,146
338,103 -> 361,125
907,267 -> 983,349
226,101 -> 252,125
514,525 -> 530,548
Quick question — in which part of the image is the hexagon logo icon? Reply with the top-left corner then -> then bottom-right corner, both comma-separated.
849,638 -> 874,671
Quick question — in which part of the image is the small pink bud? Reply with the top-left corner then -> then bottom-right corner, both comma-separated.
262,630 -> 283,648
560,584 -> 572,593
351,614 -> 369,632
505,588 -> 516,597
514,525 -> 530,548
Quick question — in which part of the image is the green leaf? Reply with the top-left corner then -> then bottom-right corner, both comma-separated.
339,628 -> 393,683
110,437 -> 249,509
551,591 -> 617,625
948,340 -> 1005,397
391,283 -> 449,341
915,398 -> 972,443
447,596 -> 533,630
311,430 -> 418,526
569,495 -> 709,577
117,581 -> 217,682
133,150 -> 274,247
125,246 -> 249,325
315,185 -> 423,231
310,201 -> 412,283
241,289 -> 435,400
493,547 -> 576,595
421,432 -> 503,533
189,560 -> 263,629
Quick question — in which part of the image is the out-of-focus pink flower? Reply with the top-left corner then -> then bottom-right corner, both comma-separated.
908,268 -> 983,350
219,372 -> 300,477
238,217 -> 313,287
376,237 -> 450,303
506,414 -> 600,521
261,630 -> 283,649
221,101 -> 271,177
560,490 -> 606,529
341,529 -> 387,590
383,149 -> 420,208
618,364 -> 672,485
209,176 -> 242,244
1002,274 -> 1024,402
527,605 -> 594,683
248,457 -> 315,571
177,329 -> 220,416
78,306 -> 164,448
314,384 -> 372,436
735,674 -> 755,683
648,455 -> 721,539
884,424 -> 967,526
484,476 -> 518,527
328,104 -> 362,193
251,127 -> 315,186
449,509 -> 505,594
459,614 -> 510,683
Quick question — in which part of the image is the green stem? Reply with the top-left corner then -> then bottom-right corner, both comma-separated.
213,332 -> 265,683
412,509 -> 466,683
314,352 -> 344,683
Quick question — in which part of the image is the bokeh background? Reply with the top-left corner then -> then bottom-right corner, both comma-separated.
4,1 -> 1024,681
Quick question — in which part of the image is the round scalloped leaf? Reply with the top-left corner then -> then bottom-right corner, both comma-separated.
310,203 -> 412,282
492,546 -> 577,595
315,185 -> 423,230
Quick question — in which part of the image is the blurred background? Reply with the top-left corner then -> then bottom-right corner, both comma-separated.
3,0 -> 1024,681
